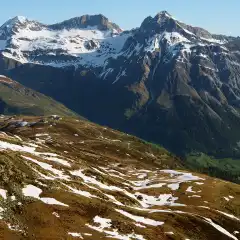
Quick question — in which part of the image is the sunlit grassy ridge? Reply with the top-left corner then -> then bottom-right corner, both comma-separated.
0,116 -> 238,239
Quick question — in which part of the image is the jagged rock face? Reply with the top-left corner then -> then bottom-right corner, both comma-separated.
50,14 -> 122,32
1,11 -> 240,157
84,40 -> 99,50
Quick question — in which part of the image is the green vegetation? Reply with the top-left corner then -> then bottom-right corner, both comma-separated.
0,79 -> 78,117
185,153 -> 240,183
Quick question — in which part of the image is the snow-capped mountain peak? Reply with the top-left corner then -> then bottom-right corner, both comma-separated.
12,16 -> 27,23
0,11 -> 234,69
140,11 -> 181,34
0,15 -> 43,39
0,16 -> 27,29
155,10 -> 174,20
0,16 -> 31,35
0,14 -> 128,66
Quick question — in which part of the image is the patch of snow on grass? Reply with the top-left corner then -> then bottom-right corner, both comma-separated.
40,154 -> 71,167
64,183 -> 97,199
135,192 -> 184,207
160,170 -> 204,182
52,212 -> 60,218
186,186 -> 196,193
70,169 -> 121,191
195,182 -> 204,185
137,173 -> 147,179
10,196 -> 16,201
22,185 -> 42,198
131,179 -> 165,190
93,216 -> 112,229
0,140 -> 71,167
22,156 -> 69,180
68,232 -> 83,238
0,140 -> 36,153
168,183 -> 179,190
35,133 -> 49,137
216,210 -> 240,221
7,223 -> 23,232
76,174 -> 144,207
22,184 -> 68,206
134,223 -> 146,228
0,189 -> 7,199
116,209 -> 164,226
198,206 -> 210,209
104,193 -> 124,206
203,217 -> 238,240
40,197 -> 69,207
188,195 -> 201,198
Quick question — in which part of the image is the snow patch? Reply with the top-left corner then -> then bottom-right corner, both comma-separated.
93,216 -> 112,229
135,192 -> 184,207
22,184 -> 68,206
41,197 -> 68,207
22,185 -> 42,198
203,217 -> 238,240
116,209 -> 164,226
168,183 -> 180,190
52,212 -> 60,218
68,232 -> 83,238
0,189 -> 7,200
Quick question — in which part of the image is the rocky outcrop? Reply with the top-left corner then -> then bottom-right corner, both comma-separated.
49,14 -> 122,32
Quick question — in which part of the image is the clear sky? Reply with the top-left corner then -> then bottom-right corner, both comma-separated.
0,0 -> 239,36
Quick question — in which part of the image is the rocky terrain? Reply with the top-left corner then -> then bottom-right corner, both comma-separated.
0,115 -> 239,239
1,11 -> 240,158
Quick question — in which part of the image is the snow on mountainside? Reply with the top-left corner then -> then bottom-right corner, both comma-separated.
0,14 -> 129,67
0,11 -> 233,68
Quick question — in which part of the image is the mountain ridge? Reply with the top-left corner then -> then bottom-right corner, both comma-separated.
0,11 -> 235,67
0,75 -> 78,117
1,11 -> 240,159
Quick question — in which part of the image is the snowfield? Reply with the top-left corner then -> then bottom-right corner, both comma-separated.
0,16 -> 131,67
0,12 -> 231,71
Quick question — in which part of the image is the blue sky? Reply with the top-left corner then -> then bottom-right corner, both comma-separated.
1,0 -> 239,36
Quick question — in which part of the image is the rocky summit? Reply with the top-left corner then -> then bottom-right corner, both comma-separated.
0,115 -> 239,239
1,11 -> 240,158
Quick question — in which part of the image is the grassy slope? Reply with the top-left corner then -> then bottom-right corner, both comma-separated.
185,153 -> 240,184
0,77 -> 78,117
0,116 -> 239,240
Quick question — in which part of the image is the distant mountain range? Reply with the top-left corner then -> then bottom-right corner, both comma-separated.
1,11 -> 240,158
